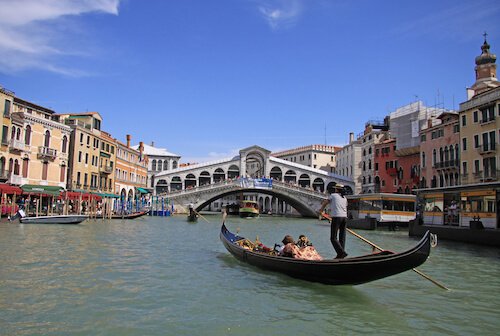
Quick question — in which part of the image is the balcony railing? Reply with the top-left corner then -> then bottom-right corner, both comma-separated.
9,139 -> 25,151
386,167 -> 397,176
479,117 -> 495,125
477,144 -> 496,155
434,159 -> 460,169
100,165 -> 113,174
38,146 -> 57,160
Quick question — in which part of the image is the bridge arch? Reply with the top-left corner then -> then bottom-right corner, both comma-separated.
313,178 -> 324,192
194,188 -> 320,217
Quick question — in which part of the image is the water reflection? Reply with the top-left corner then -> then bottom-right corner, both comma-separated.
0,216 -> 499,335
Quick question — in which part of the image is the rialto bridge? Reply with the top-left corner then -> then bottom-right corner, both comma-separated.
153,146 -> 354,217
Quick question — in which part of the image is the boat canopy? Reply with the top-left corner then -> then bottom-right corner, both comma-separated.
21,184 -> 64,196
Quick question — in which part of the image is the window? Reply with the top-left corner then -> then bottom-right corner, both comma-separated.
422,152 -> 426,168
78,151 -> 82,163
462,115 -> 466,127
24,125 -> 31,145
93,118 -> 101,130
473,111 -> 478,122
42,162 -> 48,180
85,153 -> 88,164
87,135 -> 90,145
421,134 -> 426,142
480,105 -> 495,123
3,99 -> 11,116
474,135 -> 479,148
462,138 -> 467,151
77,172 -> 81,185
60,165 -> 66,182
80,133 -> 84,143
474,160 -> 480,173
62,136 -> 68,153
462,161 -> 467,174
22,159 -> 29,178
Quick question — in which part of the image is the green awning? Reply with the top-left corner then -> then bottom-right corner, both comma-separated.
90,192 -> 120,198
137,187 -> 150,194
21,184 -> 64,196
100,151 -> 111,158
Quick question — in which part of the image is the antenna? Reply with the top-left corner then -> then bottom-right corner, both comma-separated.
324,123 -> 327,145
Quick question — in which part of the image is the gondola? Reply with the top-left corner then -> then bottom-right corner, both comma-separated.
220,222 -> 431,285
187,212 -> 198,222
110,210 -> 149,219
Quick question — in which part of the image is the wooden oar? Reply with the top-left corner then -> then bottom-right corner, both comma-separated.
320,213 -> 449,290
194,209 -> 210,223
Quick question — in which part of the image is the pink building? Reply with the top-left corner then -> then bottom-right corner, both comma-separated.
419,112 -> 460,188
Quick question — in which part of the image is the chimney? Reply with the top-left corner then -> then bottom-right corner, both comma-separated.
139,141 -> 144,154
126,134 -> 131,148
349,132 -> 354,143
151,141 -> 155,147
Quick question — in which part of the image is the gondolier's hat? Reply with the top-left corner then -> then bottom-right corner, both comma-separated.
328,184 -> 344,193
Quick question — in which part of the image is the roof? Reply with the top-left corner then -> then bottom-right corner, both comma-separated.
132,143 -> 180,157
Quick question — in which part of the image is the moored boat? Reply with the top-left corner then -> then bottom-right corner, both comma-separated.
220,222 -> 431,285
239,200 -> 259,218
19,214 -> 88,224
110,210 -> 149,219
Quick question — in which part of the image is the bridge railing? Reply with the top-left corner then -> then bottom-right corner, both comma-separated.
159,177 -> 329,199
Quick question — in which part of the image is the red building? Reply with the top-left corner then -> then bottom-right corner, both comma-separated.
374,138 -> 398,193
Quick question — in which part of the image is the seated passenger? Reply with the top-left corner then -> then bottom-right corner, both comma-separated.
296,234 -> 312,248
279,235 -> 296,257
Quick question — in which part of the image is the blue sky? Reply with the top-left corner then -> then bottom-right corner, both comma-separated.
1,0 -> 499,163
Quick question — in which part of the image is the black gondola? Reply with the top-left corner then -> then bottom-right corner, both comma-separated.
187,212 -> 198,222
220,223 -> 431,285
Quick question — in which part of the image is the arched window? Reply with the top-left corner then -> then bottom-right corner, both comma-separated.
14,159 -> 20,175
432,149 -> 437,166
439,147 -> 444,162
422,152 -> 426,168
16,128 -> 21,140
157,160 -> 162,171
62,135 -> 68,153
152,160 -> 157,171
44,130 -> 50,147
25,125 -> 31,145
10,126 -> 15,140
164,161 -> 168,170
368,159 -> 372,170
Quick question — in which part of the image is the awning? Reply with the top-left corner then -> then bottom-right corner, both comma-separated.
21,184 -> 64,196
91,192 -> 120,198
100,151 -> 111,158
0,184 -> 23,195
136,187 -> 150,194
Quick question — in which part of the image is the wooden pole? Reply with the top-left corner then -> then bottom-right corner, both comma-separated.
194,209 -> 210,223
320,212 -> 449,290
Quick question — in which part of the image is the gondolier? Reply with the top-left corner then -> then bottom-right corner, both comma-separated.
319,184 -> 348,259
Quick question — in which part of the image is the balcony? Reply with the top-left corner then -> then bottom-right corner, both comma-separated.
477,144 -> 496,155
435,160 -> 459,170
100,165 -> 113,174
0,170 -> 9,182
386,167 -> 397,176
9,139 -> 25,152
38,146 -> 57,160
479,117 -> 495,125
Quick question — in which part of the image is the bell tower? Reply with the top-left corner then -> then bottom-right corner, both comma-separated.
471,32 -> 499,96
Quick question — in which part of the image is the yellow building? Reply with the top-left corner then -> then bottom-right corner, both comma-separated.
459,37 -> 500,184
115,135 -> 149,200
7,97 -> 71,190
55,112 -> 116,193
0,86 -> 15,181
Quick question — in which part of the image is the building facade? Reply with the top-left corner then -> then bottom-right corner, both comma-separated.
335,132 -> 363,194
459,37 -> 500,185
132,142 -> 180,194
374,138 -> 398,193
0,86 -> 15,182
115,135 -> 148,199
420,112 -> 460,188
271,144 -> 340,173
55,112 -> 116,193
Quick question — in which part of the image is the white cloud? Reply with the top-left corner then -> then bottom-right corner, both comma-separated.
257,0 -> 304,30
0,0 -> 120,75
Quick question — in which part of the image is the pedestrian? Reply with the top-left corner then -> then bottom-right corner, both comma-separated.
319,184 -> 348,259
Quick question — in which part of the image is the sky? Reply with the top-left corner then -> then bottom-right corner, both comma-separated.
1,0 -> 499,163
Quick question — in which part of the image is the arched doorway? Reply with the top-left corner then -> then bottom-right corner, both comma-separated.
170,176 -> 182,191
270,166 -> 282,181
312,178 -> 324,192
228,165 -> 239,179
185,174 -> 196,189
156,179 -> 168,193
213,168 -> 225,182
298,174 -> 311,188
245,151 -> 265,178
284,170 -> 296,184
199,171 -> 211,186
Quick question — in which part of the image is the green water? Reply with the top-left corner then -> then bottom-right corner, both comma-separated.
0,215 -> 499,335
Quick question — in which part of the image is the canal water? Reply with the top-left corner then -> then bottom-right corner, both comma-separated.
1,215 -> 499,335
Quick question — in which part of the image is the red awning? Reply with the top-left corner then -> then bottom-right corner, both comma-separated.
0,184 -> 23,195
60,191 -> 102,201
